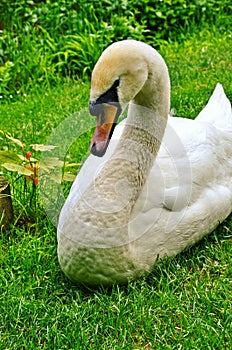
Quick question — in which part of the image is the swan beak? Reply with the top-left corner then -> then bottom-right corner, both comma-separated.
90,103 -> 118,157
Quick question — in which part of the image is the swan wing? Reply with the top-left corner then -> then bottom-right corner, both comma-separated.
128,86 -> 232,252
196,83 -> 232,130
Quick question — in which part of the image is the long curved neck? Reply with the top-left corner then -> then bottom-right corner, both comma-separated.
92,59 -> 170,211
77,56 -> 170,232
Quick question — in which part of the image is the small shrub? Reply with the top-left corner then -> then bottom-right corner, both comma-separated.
0,130 -> 78,211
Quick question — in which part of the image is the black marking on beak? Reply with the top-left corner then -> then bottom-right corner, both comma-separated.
89,79 -> 121,117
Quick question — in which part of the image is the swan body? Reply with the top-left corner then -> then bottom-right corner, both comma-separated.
57,40 -> 232,285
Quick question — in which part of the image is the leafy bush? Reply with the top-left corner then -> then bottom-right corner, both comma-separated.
0,129 -> 78,213
0,0 -> 231,99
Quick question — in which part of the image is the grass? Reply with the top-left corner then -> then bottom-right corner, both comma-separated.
0,27 -> 232,349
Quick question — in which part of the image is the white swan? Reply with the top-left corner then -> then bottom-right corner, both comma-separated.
57,40 -> 232,285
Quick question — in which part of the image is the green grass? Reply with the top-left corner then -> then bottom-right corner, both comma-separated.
0,220 -> 231,349
0,28 -> 232,349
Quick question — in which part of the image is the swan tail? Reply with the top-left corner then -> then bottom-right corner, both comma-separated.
196,83 -> 232,130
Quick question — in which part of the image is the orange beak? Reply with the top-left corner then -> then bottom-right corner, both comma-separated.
90,103 -> 118,157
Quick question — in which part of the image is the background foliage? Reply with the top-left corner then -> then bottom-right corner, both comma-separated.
0,0 -> 231,100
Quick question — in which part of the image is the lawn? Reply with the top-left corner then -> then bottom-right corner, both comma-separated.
0,27 -> 232,349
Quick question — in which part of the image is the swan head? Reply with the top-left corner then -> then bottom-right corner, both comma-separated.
89,40 -> 170,157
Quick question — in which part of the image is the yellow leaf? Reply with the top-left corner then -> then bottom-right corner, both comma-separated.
0,151 -> 22,164
63,172 -> 76,182
64,163 -> 81,168
1,163 -> 33,176
5,134 -> 24,148
30,144 -> 57,151
39,157 -> 64,170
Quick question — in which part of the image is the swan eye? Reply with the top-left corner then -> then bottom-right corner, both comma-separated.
91,79 -> 120,107
89,79 -> 120,119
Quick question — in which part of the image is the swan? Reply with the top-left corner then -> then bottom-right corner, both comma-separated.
57,40 -> 232,286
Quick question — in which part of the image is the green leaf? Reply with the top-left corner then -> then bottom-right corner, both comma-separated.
0,151 -> 22,164
1,163 -> 33,176
156,11 -> 164,18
